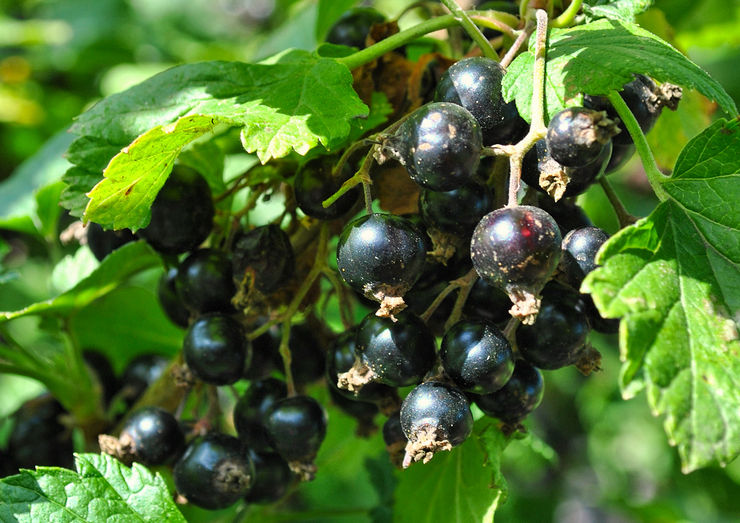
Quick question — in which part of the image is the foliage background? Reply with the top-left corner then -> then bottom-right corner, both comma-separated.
0,0 -> 738,521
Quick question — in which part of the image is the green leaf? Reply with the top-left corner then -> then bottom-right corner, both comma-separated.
346,91 -> 393,144
34,181 -> 66,239
0,453 -> 185,522
0,241 -> 161,322
50,246 -> 99,294
63,53 -> 368,227
177,140 -> 226,194
393,419 -> 509,523
583,0 -> 654,23
502,19 -> 737,124
316,0 -> 359,40
583,119 -> 740,472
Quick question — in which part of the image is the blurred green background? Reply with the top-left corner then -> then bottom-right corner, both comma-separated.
1,0 -> 739,521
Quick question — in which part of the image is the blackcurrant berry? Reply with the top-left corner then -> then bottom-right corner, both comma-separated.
121,354 -> 169,405
173,433 -> 254,510
385,102 -> 482,191
382,410 -> 407,467
83,350 -> 118,406
118,407 -> 184,465
336,213 -> 426,311
328,387 -> 379,436
326,329 -> 394,402
340,311 -> 435,391
232,224 -> 295,296
470,205 -> 562,323
183,314 -> 249,385
516,283 -> 590,370
560,226 -> 610,287
400,381 -> 473,467
86,222 -> 135,261
326,7 -> 386,48
175,248 -> 235,314
546,107 -> 619,168
440,319 -> 514,394
243,319 -> 281,380
157,267 -> 190,328
287,323 -> 326,386
536,194 -> 593,236
244,450 -> 293,504
605,142 -> 635,173
462,277 -> 511,324
294,157 -> 359,220
138,165 -> 214,254
474,359 -> 544,422
419,181 -> 494,235
233,378 -> 287,452
263,395 -> 328,480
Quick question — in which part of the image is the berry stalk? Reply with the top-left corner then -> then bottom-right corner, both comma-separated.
439,0 -> 499,60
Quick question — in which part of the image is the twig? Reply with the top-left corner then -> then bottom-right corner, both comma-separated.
599,177 -> 638,228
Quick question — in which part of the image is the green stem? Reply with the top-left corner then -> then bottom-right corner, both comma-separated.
607,91 -> 669,201
551,0 -> 583,28
500,20 -> 533,68
599,177 -> 638,228
443,268 -> 479,331
440,0 -> 499,60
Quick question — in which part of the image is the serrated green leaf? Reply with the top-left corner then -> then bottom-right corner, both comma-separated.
582,119 -> 740,472
84,114 -> 230,230
394,419 -> 508,523
0,241 -> 160,322
0,453 -> 185,522
503,19 -> 737,124
50,246 -> 99,294
583,0 -> 654,23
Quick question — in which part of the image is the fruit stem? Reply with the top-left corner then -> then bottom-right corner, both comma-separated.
551,0 -> 583,28
321,267 -> 355,329
599,177 -> 638,229
439,0 -> 499,60
607,92 -> 670,201
443,268 -> 479,331
500,19 -> 534,68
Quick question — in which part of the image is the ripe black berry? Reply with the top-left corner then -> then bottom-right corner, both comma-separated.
326,329 -> 394,402
336,213 -> 426,310
546,107 -> 619,168
234,378 -> 287,452
462,277 -> 511,324
175,249 -> 235,314
121,354 -> 169,405
173,433 -> 254,510
263,395 -> 328,480
86,222 -> 135,261
516,283 -> 590,370
83,350 -> 118,406
326,7 -> 386,48
382,410 -> 407,467
400,381 -> 473,467
419,181 -> 494,235
440,319 -> 514,394
287,323 -> 326,386
560,226 -> 610,287
294,156 -> 359,220
183,314 -> 249,385
340,312 -> 435,391
328,387 -> 379,436
385,102 -> 482,191
470,205 -> 562,323
244,450 -> 293,504
232,224 -> 295,296
474,359 -> 544,422
157,267 -> 190,328
605,143 -> 635,173
536,194 -> 593,236
118,407 -> 184,465
138,165 -> 214,254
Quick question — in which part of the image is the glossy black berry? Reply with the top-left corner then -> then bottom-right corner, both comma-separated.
175,249 -> 235,314
605,142 -> 635,173
383,411 -> 406,448
86,222 -> 135,261
462,277 -> 511,324
121,354 -> 169,405
336,213 -> 426,302
516,283 -> 590,370
232,224 -> 295,295
326,7 -> 386,48
354,312 -> 436,388
470,205 -> 562,295
294,156 -> 359,220
233,378 -> 287,452
173,433 -> 254,510
536,194 -> 593,236
244,319 -> 281,380
138,165 -> 214,254
83,350 -> 118,406
400,381 -> 473,466
327,329 -> 394,402
287,323 -> 326,386
119,407 -> 184,465
546,107 -> 619,168
244,450 -> 293,504
157,267 -> 190,328
183,314 -> 249,385
328,387 -> 379,431
474,359 -> 544,422
440,319 -> 514,394
561,226 -> 610,287
7,394 -> 74,470
386,102 -> 482,191
419,181 -> 494,235
264,395 -> 327,472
